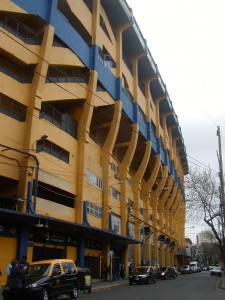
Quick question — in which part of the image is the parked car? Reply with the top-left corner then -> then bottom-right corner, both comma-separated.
211,266 -> 222,276
129,266 -> 157,285
180,265 -> 192,274
156,267 -> 176,280
24,259 -> 79,300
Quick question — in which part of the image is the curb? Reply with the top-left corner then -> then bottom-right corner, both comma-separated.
92,281 -> 128,291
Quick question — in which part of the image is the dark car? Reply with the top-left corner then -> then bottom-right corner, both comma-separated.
24,259 -> 79,300
156,267 -> 176,280
129,266 -> 157,285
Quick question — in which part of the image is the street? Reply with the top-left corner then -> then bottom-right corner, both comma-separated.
81,272 -> 224,300
0,271 -> 224,300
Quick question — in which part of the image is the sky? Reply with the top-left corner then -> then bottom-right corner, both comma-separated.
126,0 -> 225,243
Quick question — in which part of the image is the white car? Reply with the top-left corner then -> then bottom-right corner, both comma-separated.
211,266 -> 222,276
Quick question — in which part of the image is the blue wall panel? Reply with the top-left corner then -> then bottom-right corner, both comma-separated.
52,11 -> 91,67
11,0 -> 52,23
96,60 -> 117,99
121,91 -> 134,122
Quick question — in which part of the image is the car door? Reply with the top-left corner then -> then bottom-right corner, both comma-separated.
49,263 -> 65,297
62,262 -> 77,292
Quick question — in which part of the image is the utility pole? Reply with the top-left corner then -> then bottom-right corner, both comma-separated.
217,126 -> 225,243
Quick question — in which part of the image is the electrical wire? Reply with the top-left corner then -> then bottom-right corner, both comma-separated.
0,25 -> 219,179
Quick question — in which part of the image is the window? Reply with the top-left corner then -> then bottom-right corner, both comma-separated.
111,163 -> 119,173
62,262 -> 76,274
0,93 -> 26,121
127,198 -> 134,209
36,139 -> 69,163
109,186 -> 121,200
86,201 -> 102,218
140,207 -> 144,215
87,170 -> 103,190
52,264 -> 61,276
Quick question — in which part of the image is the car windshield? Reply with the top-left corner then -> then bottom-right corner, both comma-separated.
134,267 -> 147,272
29,264 -> 51,277
160,267 -> 167,271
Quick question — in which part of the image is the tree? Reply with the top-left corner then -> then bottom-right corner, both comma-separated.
185,168 -> 225,267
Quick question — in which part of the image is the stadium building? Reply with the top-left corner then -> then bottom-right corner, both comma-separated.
0,0 -> 188,282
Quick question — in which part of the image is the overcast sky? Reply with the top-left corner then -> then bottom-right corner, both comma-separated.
126,0 -> 225,242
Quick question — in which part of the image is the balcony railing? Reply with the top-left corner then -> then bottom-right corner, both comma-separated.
0,14 -> 43,45
0,54 -> 34,83
98,48 -> 116,68
40,103 -> 77,139
46,67 -> 89,84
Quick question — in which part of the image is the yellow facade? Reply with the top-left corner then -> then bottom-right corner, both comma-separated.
0,0 -> 188,283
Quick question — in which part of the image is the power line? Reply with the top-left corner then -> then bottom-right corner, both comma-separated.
0,27 -> 218,176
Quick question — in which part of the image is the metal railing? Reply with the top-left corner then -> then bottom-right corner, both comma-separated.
0,14 -> 43,45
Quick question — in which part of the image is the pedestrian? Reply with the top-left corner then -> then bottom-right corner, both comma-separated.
128,263 -> 132,275
102,263 -> 108,281
7,258 -> 27,300
18,255 -> 30,294
120,263 -> 125,279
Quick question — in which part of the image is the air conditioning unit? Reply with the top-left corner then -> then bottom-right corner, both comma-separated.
114,173 -> 120,179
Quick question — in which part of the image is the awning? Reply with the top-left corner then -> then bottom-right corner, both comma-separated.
0,209 -> 141,245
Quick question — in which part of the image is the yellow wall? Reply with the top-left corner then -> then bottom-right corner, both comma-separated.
0,237 -> 17,287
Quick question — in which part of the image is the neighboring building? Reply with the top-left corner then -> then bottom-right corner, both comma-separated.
197,230 -> 213,245
0,0 -> 188,284
185,238 -> 193,261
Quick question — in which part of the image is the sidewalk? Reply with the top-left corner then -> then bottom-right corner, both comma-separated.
91,278 -> 128,291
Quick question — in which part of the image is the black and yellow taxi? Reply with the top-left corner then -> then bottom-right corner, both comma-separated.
129,265 -> 157,285
24,259 -> 78,300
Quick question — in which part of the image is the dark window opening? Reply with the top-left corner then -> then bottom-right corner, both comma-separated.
0,93 -> 26,121
83,0 -> 93,12
36,181 -> 75,208
40,103 -> 77,139
0,53 -> 35,83
100,15 -> 112,42
53,35 -> 68,48
57,0 -> 92,46
46,66 -> 89,84
36,139 -> 70,164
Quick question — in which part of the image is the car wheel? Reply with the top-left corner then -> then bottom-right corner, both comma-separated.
41,289 -> 49,300
129,280 -> 133,285
70,285 -> 78,299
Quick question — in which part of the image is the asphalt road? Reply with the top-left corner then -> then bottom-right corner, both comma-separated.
1,271 -> 224,300
82,272 -> 224,300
